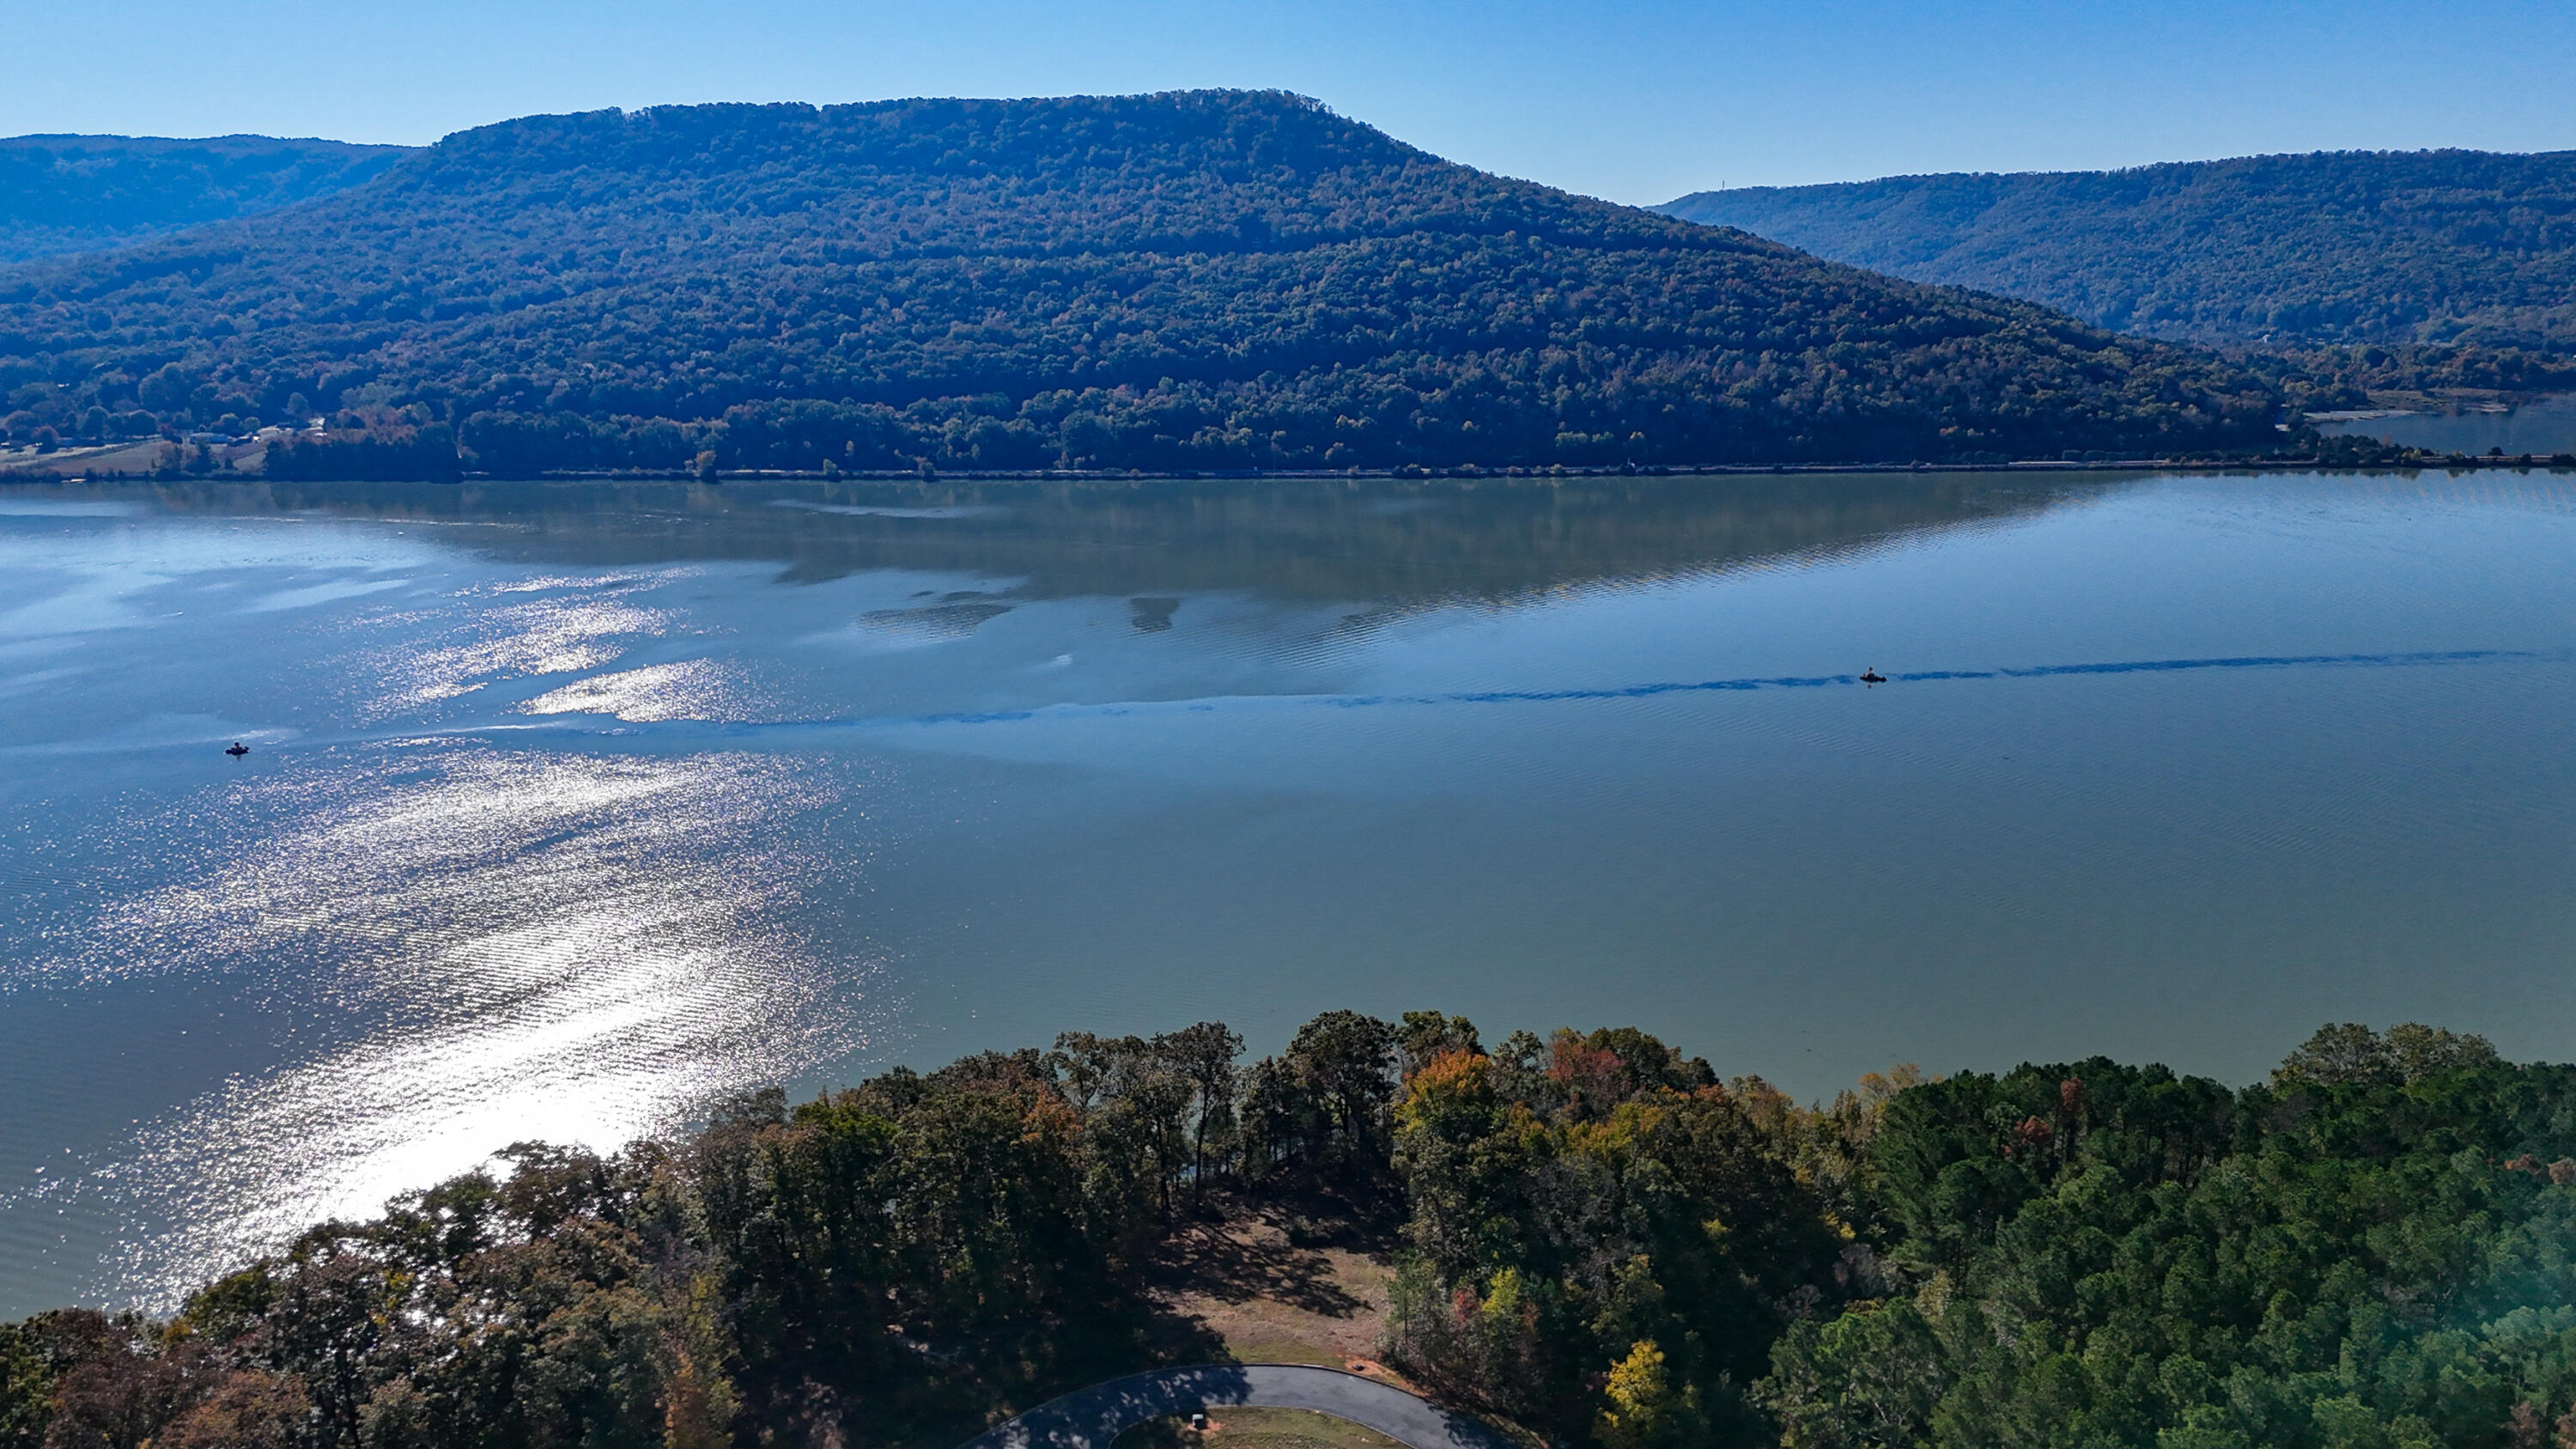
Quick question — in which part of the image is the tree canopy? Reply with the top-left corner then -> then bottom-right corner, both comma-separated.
0,134 -> 409,265
1765,1022 -> 2576,1449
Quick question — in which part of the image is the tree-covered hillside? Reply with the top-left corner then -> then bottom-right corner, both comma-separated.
1662,150 -> 2576,352
0,134 -> 410,265
0,92 -> 2278,473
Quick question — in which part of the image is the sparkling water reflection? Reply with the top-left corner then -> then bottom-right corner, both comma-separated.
12,746 -> 876,1307
3,470 -> 2573,1313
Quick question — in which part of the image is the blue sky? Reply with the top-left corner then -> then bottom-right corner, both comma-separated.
11,0 -> 2575,204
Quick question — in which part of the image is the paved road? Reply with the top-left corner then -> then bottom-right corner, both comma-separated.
954,1363 -> 1518,1449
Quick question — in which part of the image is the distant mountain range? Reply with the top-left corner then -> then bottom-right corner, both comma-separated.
0,93 -> 2274,474
0,134 -> 410,265
1661,150 -> 2576,353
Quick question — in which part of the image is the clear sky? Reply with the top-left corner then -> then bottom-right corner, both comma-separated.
9,0 -> 2575,204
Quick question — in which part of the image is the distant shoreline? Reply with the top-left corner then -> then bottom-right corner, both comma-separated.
9,454 -> 2573,487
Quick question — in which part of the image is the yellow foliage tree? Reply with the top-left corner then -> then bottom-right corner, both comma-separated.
1597,1340 -> 1695,1449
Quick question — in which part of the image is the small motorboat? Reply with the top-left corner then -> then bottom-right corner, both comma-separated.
225,741 -> 250,757
1858,668 -> 1887,685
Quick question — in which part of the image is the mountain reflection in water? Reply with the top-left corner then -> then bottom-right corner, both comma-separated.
94,471 -> 2060,603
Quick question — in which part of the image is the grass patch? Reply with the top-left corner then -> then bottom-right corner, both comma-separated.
1214,1337 -> 1347,1369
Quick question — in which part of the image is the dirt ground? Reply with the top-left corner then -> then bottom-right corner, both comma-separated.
1146,1204 -> 1406,1385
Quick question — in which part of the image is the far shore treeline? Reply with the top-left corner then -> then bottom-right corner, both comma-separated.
5,1015 -> 2573,1449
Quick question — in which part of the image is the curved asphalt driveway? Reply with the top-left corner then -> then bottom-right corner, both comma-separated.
954,1364 -> 1518,1449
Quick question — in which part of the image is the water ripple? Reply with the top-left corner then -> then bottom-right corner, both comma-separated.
345,645 -> 2565,743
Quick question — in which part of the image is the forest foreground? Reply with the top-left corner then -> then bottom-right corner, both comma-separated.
3,1014 -> 2571,1449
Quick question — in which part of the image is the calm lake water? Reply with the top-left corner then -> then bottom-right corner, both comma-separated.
2315,393 -> 2576,455
4,468 -> 2575,1314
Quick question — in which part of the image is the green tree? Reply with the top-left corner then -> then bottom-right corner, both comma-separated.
1285,1010 -> 1400,1179
0,1318 -> 49,1449
1152,1020 -> 1246,1203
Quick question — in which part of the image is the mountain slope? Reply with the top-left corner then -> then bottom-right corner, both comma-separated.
0,93 -> 2277,472
0,134 -> 412,265
1662,150 -> 2576,351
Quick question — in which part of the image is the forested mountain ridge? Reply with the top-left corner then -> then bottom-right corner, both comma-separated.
0,92 -> 2278,473
1661,149 -> 2576,352
0,134 -> 410,265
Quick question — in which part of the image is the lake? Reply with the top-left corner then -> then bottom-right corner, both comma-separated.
4,467 -> 2574,1315
2313,392 -> 2576,455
